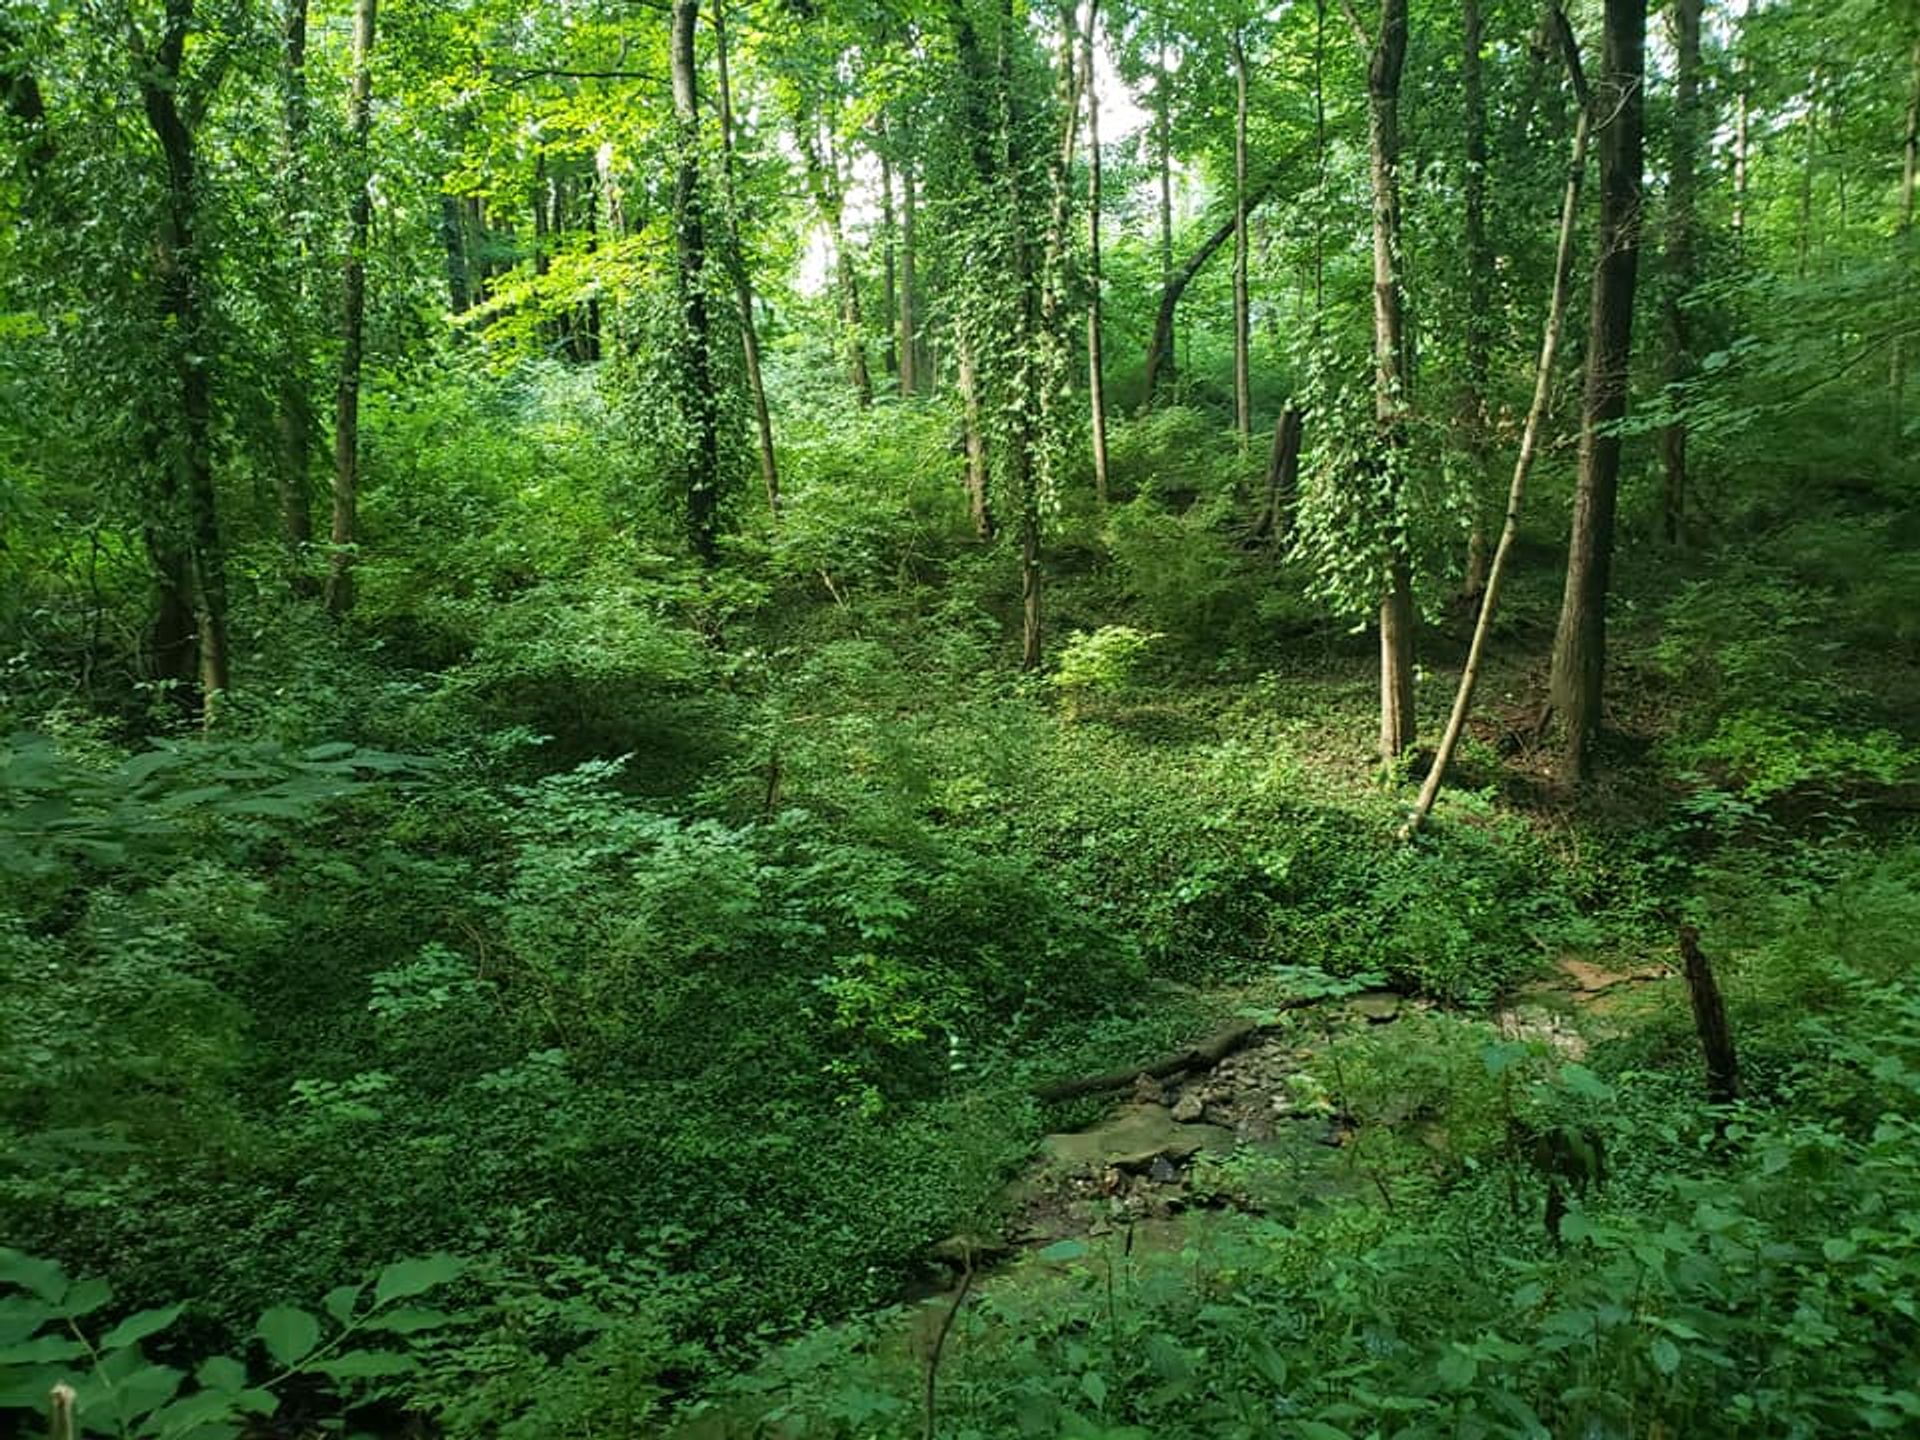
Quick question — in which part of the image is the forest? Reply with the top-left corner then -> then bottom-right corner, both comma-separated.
1,0 -> 1918,1433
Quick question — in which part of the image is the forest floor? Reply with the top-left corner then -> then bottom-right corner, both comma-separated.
670,956 -> 1679,1438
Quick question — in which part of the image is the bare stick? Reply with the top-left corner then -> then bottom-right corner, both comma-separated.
922,1256 -> 975,1440
1401,5 -> 1590,840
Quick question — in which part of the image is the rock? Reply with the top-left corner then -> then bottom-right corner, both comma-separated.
1350,991 -> 1402,1024
931,1231 -> 1011,1266
1148,1155 -> 1180,1185
1133,1073 -> 1169,1106
1042,1104 -> 1236,1174
1170,1092 -> 1205,1123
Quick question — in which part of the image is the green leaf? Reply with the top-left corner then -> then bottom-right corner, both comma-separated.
110,1363 -> 185,1419
0,1249 -> 69,1304
321,1284 -> 364,1325
372,1254 -> 463,1306
1037,1239 -> 1088,1263
1437,1346 -> 1478,1390
194,1355 -> 248,1393
139,1387 -> 244,1437
254,1306 -> 321,1368
1650,1338 -> 1681,1376
58,1276 -> 112,1319
362,1307 -> 455,1335
1079,1371 -> 1108,1410
310,1351 -> 415,1381
99,1303 -> 186,1351
1822,1237 -> 1858,1262
0,1334 -> 88,1363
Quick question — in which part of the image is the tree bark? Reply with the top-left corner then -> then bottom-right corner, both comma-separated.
139,0 -> 231,706
1892,38 -> 1918,423
900,146 -> 920,394
1252,405 -> 1304,543
1357,0 -> 1416,763
1547,0 -> 1644,785
1678,925 -> 1740,1105
275,0 -> 315,576
713,0 -> 779,517
326,0 -> 376,616
1231,25 -> 1251,451
800,124 -> 873,407
1404,6 -> 1590,839
1459,0 -> 1491,599
880,141 -> 898,379
672,0 -> 722,562
1083,0 -> 1109,503
1659,0 -> 1701,545
1142,191 -> 1273,405
958,345 -> 994,539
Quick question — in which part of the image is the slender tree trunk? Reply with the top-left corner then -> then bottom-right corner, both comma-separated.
1459,0 -> 1492,599
958,346 -> 993,539
1660,0 -> 1701,545
801,126 -> 874,407
900,148 -> 919,394
1548,0 -> 1644,784
1892,37 -> 1918,424
275,0 -> 315,577
1359,0 -> 1416,764
1797,76 -> 1818,278
1083,0 -> 1109,503
713,0 -> 778,516
1157,29 -> 1173,292
880,142 -> 898,379
1142,200 -> 1266,404
1231,25 -> 1252,451
139,0 -> 230,708
1732,57 -> 1749,242
672,0 -> 721,562
439,195 -> 470,312
1405,8 -> 1590,838
1312,0 -> 1328,330
326,0 -> 376,616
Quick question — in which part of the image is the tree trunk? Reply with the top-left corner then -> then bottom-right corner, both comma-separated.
672,0 -> 721,562
1678,925 -> 1740,1105
1252,405 -> 1304,543
880,141 -> 898,379
900,148 -> 919,394
1231,25 -> 1251,451
1363,0 -> 1416,764
1083,0 -> 1109,503
1156,29 -> 1173,295
1142,198 -> 1270,405
1548,0 -> 1644,785
801,126 -> 873,407
713,0 -> 778,516
1892,37 -> 1918,424
1660,0 -> 1701,545
1459,0 -> 1491,600
140,0 -> 231,705
958,345 -> 994,539
326,0 -> 376,616
1404,6 -> 1590,839
275,0 -> 315,577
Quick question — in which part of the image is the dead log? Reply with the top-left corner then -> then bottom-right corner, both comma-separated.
1678,923 -> 1740,1105
1034,1020 -> 1264,1104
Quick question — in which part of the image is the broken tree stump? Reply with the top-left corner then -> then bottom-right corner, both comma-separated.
1678,924 -> 1740,1105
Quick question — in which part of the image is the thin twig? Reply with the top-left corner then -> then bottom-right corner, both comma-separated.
922,1256 -> 974,1440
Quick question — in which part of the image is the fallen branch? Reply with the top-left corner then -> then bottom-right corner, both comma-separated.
1033,1017 -> 1286,1104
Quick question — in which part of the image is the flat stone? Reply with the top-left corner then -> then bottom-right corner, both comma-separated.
1350,991 -> 1402,1023
1042,1104 -> 1236,1173
1170,1093 -> 1205,1123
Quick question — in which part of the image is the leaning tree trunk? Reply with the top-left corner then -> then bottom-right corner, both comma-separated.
1361,0 -> 1416,764
1404,3 -> 1591,839
1547,0 -> 1644,784
1660,0 -> 1701,545
713,0 -> 778,516
326,0 -> 376,616
671,0 -> 722,562
140,0 -> 230,707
